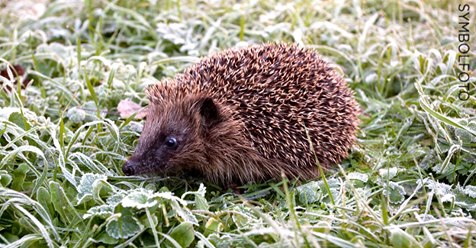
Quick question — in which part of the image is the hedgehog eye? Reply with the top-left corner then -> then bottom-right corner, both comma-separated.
164,136 -> 178,149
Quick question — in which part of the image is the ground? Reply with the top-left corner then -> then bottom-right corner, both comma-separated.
0,0 -> 475,247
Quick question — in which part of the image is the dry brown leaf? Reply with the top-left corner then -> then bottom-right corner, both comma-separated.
117,99 -> 148,119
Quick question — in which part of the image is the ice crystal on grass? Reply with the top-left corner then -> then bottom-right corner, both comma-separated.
76,173 -> 108,204
382,182 -> 406,204
122,189 -> 158,209
106,215 -> 143,239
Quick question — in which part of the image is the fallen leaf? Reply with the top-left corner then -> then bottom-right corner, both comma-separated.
0,64 -> 31,92
117,99 -> 147,119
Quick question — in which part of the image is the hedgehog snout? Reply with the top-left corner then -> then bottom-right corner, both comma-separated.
123,157 -> 141,176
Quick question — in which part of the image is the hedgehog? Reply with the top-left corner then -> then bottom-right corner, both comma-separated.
122,43 -> 360,185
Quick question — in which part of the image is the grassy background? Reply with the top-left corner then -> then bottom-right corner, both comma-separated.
1,0 -> 475,247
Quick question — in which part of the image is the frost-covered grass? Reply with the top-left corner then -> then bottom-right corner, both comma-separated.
1,0 -> 475,247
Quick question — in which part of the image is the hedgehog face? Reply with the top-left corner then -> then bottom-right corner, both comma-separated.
122,96 -> 222,177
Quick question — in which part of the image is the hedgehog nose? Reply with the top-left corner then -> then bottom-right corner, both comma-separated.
123,159 -> 140,176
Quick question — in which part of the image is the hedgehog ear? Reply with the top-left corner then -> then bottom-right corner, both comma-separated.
198,97 -> 221,128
